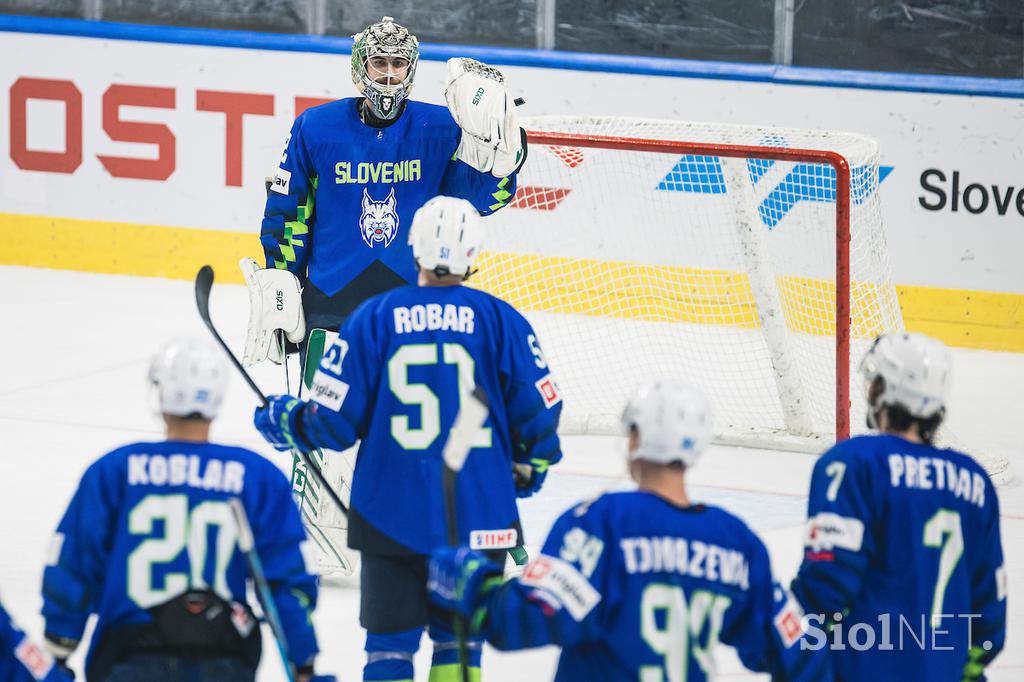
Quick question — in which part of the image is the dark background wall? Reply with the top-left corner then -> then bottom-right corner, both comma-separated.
1,0 -> 1020,78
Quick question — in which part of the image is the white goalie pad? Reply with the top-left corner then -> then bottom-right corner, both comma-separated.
240,257 -> 306,367
292,445 -> 360,579
445,57 -> 524,177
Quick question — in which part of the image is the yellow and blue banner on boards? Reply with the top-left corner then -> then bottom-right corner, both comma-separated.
4,212 -> 1021,352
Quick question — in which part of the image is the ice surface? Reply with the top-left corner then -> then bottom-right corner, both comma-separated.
1,267 -> 1021,680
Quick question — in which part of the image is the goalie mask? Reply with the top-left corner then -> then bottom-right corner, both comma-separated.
409,196 -> 484,279
621,380 -> 713,468
148,338 -> 228,420
351,16 -> 419,121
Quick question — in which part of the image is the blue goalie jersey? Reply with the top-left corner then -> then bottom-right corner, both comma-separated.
41,441 -> 319,673
474,491 -> 828,681
300,284 -> 563,555
791,435 -> 1007,682
0,601 -> 71,682
261,98 -> 519,297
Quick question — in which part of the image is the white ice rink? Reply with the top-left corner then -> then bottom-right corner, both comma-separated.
2,266 -> 1021,680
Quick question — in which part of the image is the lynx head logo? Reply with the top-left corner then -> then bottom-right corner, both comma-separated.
359,188 -> 399,248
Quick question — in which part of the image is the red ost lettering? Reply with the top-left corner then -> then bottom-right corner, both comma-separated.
98,84 -> 176,180
196,89 -> 274,187
6,79 -> 338,187
9,77 -> 82,173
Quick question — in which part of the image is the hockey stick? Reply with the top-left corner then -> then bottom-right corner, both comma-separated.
441,385 -> 491,682
229,498 -> 296,682
194,265 -> 349,518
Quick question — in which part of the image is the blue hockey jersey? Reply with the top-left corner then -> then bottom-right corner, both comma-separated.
0,601 -> 71,682
300,283 -> 563,555
261,98 -> 519,297
474,491 -> 829,681
791,434 -> 1006,681
41,440 -> 319,672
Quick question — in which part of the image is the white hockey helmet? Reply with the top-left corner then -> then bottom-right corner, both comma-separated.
859,332 -> 951,421
409,196 -> 485,279
148,338 -> 228,420
621,380 -> 713,468
351,16 -> 419,120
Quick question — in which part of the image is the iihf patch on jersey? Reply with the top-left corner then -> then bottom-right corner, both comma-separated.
360,187 -> 399,248
520,554 -> 601,621
15,637 -> 54,680
310,371 -> 350,412
535,374 -> 561,408
470,528 -> 518,550
772,587 -> 806,648
804,511 -> 864,553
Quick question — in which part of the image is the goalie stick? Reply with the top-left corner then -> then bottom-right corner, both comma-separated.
194,265 -> 349,518
441,384 -> 491,682
229,497 -> 296,682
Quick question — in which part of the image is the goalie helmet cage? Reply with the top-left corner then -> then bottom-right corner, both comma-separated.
474,116 -> 1010,482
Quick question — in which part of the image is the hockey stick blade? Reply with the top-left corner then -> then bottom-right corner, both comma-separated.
194,265 -> 350,518
442,385 -> 490,474
195,265 -> 267,407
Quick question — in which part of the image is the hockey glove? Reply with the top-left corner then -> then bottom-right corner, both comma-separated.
428,547 -> 504,629
253,395 -> 310,452
512,459 -> 550,498
445,58 -> 525,178
240,257 -> 306,367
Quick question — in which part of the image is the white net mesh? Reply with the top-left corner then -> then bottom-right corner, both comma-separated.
470,116 -> 1009,479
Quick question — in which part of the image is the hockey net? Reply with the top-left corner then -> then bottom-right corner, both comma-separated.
472,116 -> 1011,481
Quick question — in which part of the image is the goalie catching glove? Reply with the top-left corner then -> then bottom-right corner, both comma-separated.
240,257 -> 306,367
445,58 -> 526,178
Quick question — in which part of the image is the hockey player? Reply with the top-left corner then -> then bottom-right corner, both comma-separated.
241,14 -> 528,575
243,15 -> 527,367
253,196 -> 563,681
427,380 -> 830,681
41,339 -> 324,682
790,332 -> 1006,681
0,599 -> 71,681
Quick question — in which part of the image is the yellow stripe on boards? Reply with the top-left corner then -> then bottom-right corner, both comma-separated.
898,285 -> 1024,352
2,213 -> 1022,352
1,212 -> 257,284
471,251 -> 762,328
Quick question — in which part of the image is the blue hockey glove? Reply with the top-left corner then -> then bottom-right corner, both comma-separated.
428,547 -> 504,627
512,459 -> 550,498
253,395 -> 308,452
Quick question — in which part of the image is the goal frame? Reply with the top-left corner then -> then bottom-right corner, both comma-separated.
524,130 -> 854,441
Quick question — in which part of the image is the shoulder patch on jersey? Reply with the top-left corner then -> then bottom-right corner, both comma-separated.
15,637 -> 55,680
270,168 -> 291,194
804,512 -> 864,553
520,554 -> 601,621
773,587 -> 806,648
310,370 -> 349,412
535,374 -> 560,408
